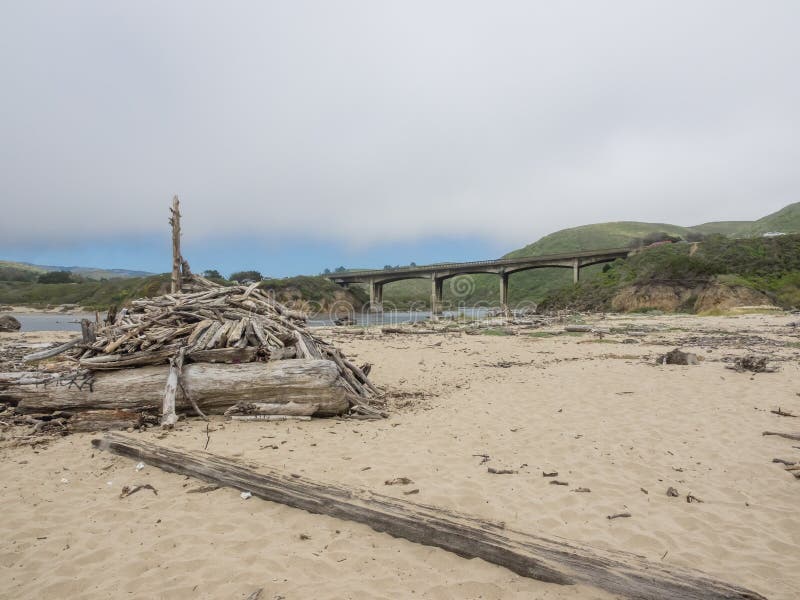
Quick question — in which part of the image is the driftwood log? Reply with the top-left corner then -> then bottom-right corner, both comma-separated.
8,360 -> 349,417
762,431 -> 800,442
93,433 -> 766,600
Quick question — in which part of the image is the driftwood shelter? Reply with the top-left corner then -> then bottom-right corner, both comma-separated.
0,198 -> 382,431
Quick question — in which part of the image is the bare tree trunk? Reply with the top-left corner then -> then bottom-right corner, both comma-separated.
170,195 -> 182,294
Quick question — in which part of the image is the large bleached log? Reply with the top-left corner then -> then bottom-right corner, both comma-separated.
93,433 -> 766,600
9,360 -> 349,416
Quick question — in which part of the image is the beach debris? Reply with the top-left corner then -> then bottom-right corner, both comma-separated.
607,512 -> 632,520
542,471 -> 558,477
763,431 -> 800,442
658,349 -> 698,366
186,484 -> 220,494
572,487 -> 591,493
666,487 -> 680,497
686,493 -> 704,503
564,325 -> 592,333
11,269 -> 381,427
640,488 -> 649,494
385,477 -> 413,485
403,488 -> 420,495
488,467 -> 517,475
299,533 -> 311,540
550,480 -> 569,486
119,483 -> 158,498
93,432 -> 769,600
473,453 -> 491,464
770,408 -> 797,418
0,315 -> 21,332
240,491 -> 252,500
245,588 -> 264,600
772,458 -> 796,466
135,461 -> 145,471
727,355 -> 776,373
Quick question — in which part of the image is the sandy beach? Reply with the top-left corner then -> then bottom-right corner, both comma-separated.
1,312 -> 799,599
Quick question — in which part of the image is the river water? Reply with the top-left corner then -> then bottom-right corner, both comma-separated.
10,308 -> 495,332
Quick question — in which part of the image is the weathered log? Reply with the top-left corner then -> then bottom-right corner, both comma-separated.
762,431 -> 800,442
92,434 -> 766,600
69,409 -> 142,432
223,401 -> 318,416
9,360 -> 349,416
381,327 -> 440,335
22,337 -> 82,363
231,415 -> 311,422
79,347 -> 177,370
564,325 -> 592,333
161,349 -> 184,428
267,347 -> 297,361
186,347 -> 259,364
80,319 -> 96,344
170,195 -> 182,294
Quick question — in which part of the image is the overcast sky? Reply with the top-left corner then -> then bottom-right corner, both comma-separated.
1,1 -> 798,275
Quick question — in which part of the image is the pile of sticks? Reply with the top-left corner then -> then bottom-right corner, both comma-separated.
6,276 -> 383,427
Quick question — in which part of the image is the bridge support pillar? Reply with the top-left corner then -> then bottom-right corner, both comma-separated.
499,272 -> 509,315
573,259 -> 580,284
368,280 -> 383,312
431,276 -> 444,316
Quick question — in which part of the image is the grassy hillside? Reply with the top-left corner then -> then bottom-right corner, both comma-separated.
506,222 -> 694,258
0,275 -> 170,309
540,234 -> 800,312
749,202 -> 800,235
380,203 -> 800,308
0,260 -> 152,281
694,202 -> 800,237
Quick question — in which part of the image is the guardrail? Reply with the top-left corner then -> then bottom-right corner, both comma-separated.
329,248 -> 631,280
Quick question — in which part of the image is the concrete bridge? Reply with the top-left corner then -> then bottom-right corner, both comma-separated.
328,248 -> 631,313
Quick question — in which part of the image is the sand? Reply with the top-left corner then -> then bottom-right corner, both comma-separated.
1,312 -> 799,599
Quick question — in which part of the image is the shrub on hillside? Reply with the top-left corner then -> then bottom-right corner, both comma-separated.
37,271 -> 74,284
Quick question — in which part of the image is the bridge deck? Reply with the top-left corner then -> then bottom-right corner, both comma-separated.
329,247 -> 630,282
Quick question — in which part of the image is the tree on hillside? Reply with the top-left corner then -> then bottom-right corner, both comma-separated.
37,271 -> 74,284
203,269 -> 223,279
334,266 -> 346,272
229,270 -> 263,282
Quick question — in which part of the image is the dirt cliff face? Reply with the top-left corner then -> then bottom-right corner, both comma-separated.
611,282 -> 774,313
611,284 -> 697,312
693,283 -> 772,312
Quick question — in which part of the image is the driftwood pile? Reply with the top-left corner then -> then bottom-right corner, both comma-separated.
0,276 -> 382,432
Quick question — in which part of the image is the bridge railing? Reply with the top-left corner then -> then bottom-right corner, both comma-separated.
329,247 -> 631,280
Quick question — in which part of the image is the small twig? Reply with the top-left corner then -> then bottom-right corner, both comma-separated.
179,379 -> 207,420
119,483 -> 158,499
204,421 -> 211,450
607,512 -> 632,520
771,408 -> 797,418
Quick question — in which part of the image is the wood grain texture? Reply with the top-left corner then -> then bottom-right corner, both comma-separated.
10,360 -> 349,416
92,433 -> 766,600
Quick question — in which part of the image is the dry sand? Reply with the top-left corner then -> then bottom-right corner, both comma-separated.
1,312 -> 799,599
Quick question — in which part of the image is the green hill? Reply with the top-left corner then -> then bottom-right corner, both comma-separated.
540,234 -> 800,312
0,260 -> 152,281
506,222 -> 695,258
380,202 -> 800,308
0,275 -> 171,309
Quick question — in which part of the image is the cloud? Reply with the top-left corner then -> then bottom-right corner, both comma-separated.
1,1 -> 798,249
